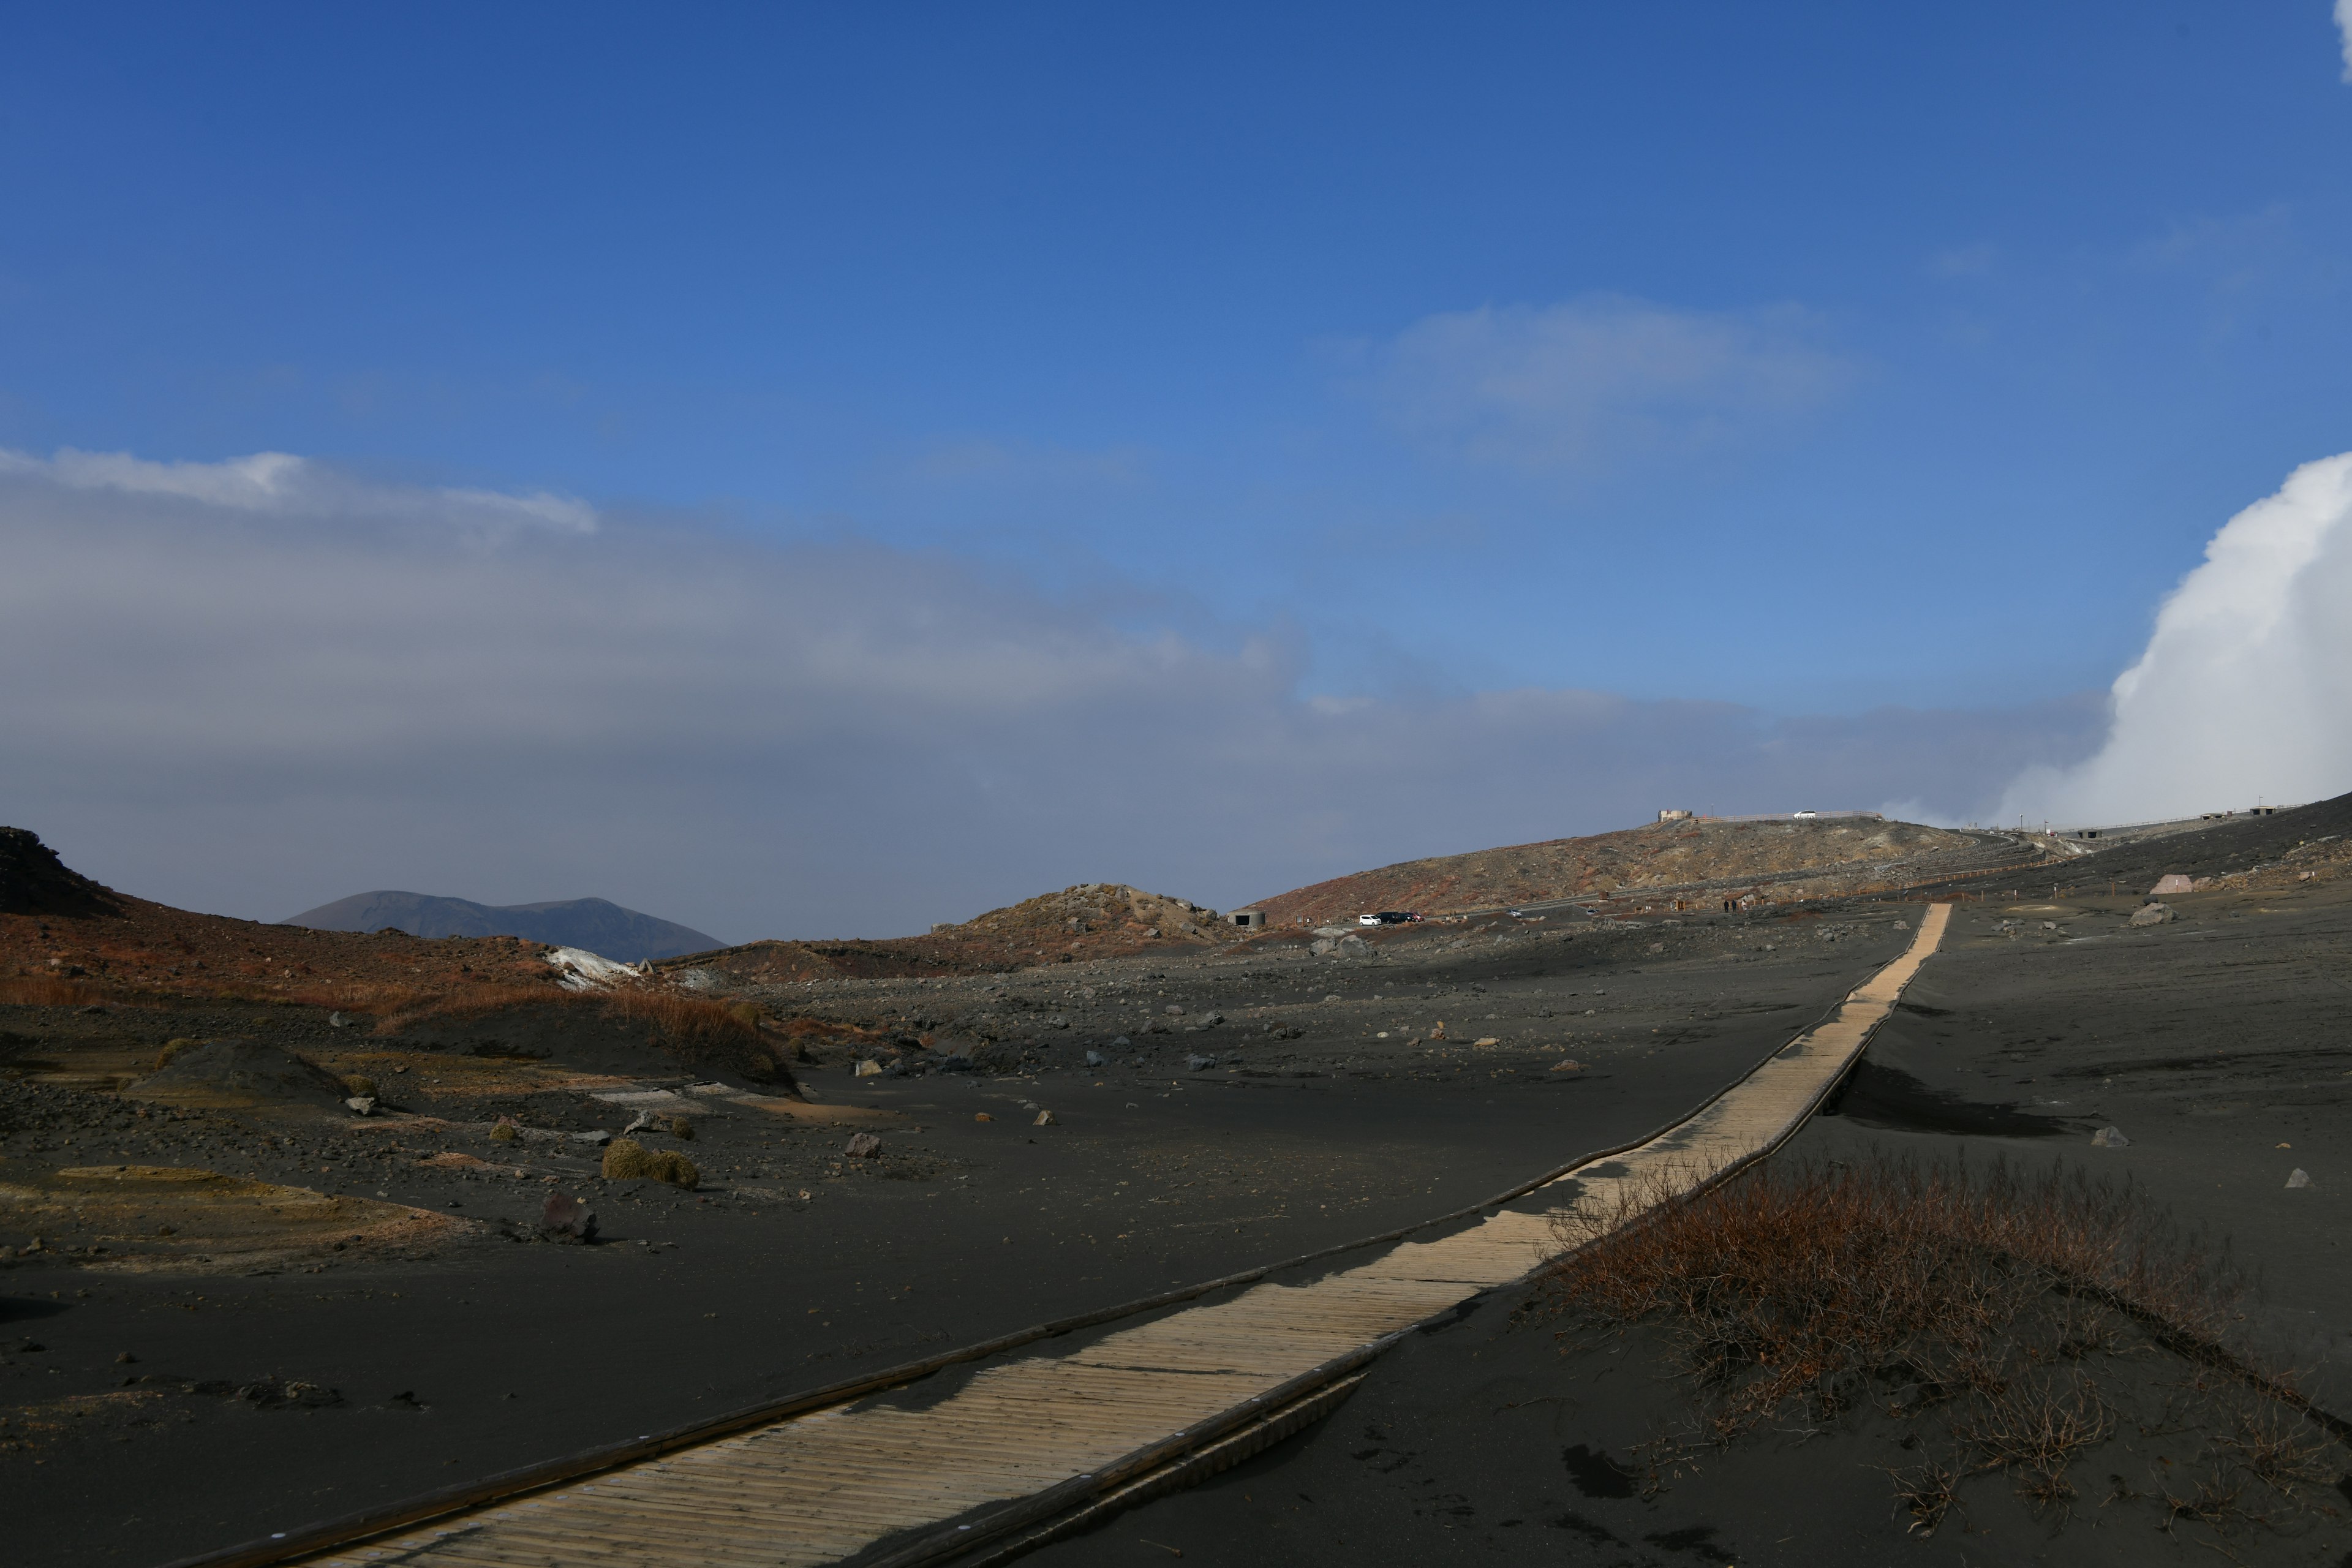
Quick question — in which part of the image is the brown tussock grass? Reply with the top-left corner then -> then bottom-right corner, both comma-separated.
601,1137 -> 699,1189
366,980 -> 574,1032
601,989 -> 760,1053
0,974 -> 109,1008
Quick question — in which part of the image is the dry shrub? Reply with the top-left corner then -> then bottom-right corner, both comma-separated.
604,989 -> 758,1052
1547,1155 -> 2237,1440
0,973 -> 105,1008
1537,1155 -> 2324,1525
1951,1370 -> 2113,1506
372,981 -> 571,1032
156,1038 -> 201,1071
601,1137 -> 698,1189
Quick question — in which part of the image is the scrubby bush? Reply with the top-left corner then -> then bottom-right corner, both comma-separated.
1540,1155 -> 2337,1533
154,1038 -> 200,1071
602,1137 -> 698,1189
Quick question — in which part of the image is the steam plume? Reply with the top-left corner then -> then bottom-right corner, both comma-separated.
1999,453 -> 2352,826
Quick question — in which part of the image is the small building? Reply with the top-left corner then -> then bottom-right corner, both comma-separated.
1228,908 -> 1265,929
1657,808 -> 1693,822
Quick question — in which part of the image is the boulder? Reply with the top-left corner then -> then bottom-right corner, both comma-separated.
2090,1126 -> 2130,1148
1084,1049 -> 1104,1068
853,1058 -> 883,1077
540,1193 -> 598,1243
2286,1168 -> 2313,1189
844,1133 -> 883,1159
1186,1054 -> 1217,1072
2129,903 -> 2174,927
1033,1109 -> 1057,1127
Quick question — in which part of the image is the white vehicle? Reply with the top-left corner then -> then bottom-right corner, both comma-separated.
1357,913 -> 1381,926
1793,809 -> 1819,819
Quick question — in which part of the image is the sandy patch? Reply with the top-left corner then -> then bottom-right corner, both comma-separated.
0,1161 -> 472,1272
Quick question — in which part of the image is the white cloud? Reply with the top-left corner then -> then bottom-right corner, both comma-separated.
2337,0 -> 2352,81
1999,453 -> 2352,826
1360,295 -> 1853,472
0,446 -> 596,533
0,450 -> 2098,940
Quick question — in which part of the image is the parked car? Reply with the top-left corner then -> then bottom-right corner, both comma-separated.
1359,910 -> 1422,925
1793,809 -> 1819,819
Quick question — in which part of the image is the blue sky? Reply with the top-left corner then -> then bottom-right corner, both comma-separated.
4,5 -> 2351,935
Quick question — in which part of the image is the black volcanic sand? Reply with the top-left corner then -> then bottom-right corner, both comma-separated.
1037,854 -> 2352,1565
0,908 -> 1918,1567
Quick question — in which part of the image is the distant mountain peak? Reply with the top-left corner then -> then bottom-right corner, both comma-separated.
282,890 -> 717,963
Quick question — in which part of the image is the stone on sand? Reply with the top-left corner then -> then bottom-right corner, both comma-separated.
844,1133 -> 883,1159
2129,903 -> 2174,927
1186,1054 -> 1216,1072
540,1193 -> 598,1243
1032,1109 -> 1057,1126
2091,1126 -> 2130,1148
2286,1168 -> 2312,1189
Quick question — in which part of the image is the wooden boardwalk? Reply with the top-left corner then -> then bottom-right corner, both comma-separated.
306,905 -> 1950,1568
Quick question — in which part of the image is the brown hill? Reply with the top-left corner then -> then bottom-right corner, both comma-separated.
0,827 -> 564,1017
657,883 -> 1228,987
1253,816 -> 2028,927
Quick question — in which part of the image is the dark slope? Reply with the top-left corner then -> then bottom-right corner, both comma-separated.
282,890 -> 717,962
0,827 -> 124,919
2065,786 -> 2352,890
